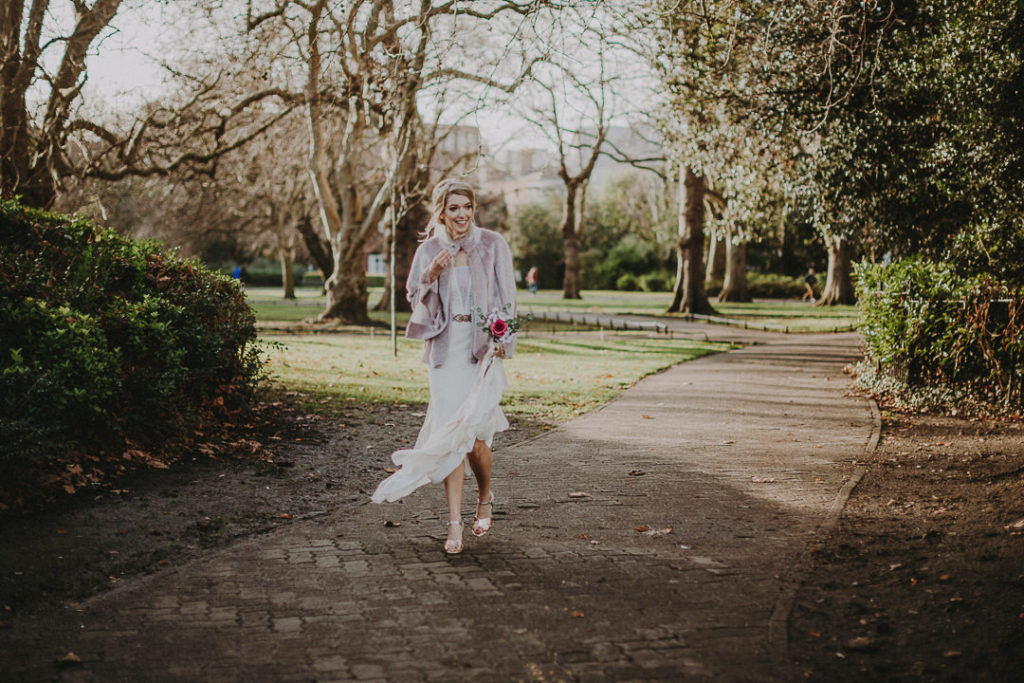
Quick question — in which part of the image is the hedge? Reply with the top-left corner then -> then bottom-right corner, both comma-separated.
0,200 -> 264,509
856,258 -> 1023,413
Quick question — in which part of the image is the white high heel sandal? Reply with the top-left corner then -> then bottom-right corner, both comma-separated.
444,519 -> 464,554
472,494 -> 494,537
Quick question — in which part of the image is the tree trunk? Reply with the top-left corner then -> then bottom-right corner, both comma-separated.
320,247 -> 370,323
563,231 -> 582,300
279,245 -> 296,300
718,238 -> 751,302
373,198 -> 426,313
819,233 -> 856,305
560,181 -> 583,299
294,215 -> 333,289
667,165 -> 714,314
706,232 -> 726,285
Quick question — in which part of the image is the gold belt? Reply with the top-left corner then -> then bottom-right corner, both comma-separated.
453,314 -> 473,322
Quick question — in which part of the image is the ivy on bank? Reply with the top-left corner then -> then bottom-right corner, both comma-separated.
0,200 -> 264,510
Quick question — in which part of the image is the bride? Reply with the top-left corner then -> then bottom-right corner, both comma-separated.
371,179 -> 518,554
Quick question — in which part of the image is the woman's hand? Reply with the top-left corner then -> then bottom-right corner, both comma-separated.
428,250 -> 452,282
493,344 -> 506,359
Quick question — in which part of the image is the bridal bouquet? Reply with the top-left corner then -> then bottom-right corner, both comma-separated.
476,304 -> 531,344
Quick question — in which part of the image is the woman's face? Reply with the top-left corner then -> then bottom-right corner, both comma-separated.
442,193 -> 473,236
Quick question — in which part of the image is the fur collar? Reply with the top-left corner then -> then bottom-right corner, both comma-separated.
436,222 -> 482,255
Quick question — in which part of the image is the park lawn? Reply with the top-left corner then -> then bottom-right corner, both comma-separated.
259,331 -> 729,423
711,301 -> 859,332
519,290 -> 859,332
248,286 -> 858,332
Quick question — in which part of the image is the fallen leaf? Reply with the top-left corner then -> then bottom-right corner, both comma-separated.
576,533 -> 590,540
634,525 -> 650,533
279,513 -> 292,519
569,610 -> 584,618
889,563 -> 903,571
752,476 -> 776,484
910,577 -> 918,586
943,650 -> 962,658
939,573 -> 952,581
844,637 -> 874,650
383,467 -> 396,474
1005,519 -> 1024,530
628,470 -> 646,476
384,520 -> 401,527
57,652 -> 82,665
56,529 -> 67,535
641,415 -> 653,420
568,492 -> 590,499
808,631 -> 821,638
722,440 -> 735,445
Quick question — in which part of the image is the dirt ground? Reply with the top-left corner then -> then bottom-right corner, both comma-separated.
790,410 -> 1024,681
2,394 -> 1023,682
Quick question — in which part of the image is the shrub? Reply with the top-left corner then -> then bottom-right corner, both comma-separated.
707,272 -> 807,299
747,272 -> 808,299
587,234 -> 660,290
0,200 -> 263,508
615,272 -> 640,291
638,271 -> 673,292
856,258 -> 1023,413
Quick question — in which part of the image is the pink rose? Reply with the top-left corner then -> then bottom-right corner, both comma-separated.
489,318 -> 509,338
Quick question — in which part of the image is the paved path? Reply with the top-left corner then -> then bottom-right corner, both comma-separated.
1,326 -> 875,682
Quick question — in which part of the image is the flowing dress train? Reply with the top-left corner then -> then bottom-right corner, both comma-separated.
371,265 -> 508,503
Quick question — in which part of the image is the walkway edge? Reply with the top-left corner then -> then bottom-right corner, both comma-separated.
768,395 -> 880,678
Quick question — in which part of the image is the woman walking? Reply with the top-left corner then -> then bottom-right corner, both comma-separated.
371,179 -> 518,554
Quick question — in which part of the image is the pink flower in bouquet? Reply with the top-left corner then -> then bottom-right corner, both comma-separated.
489,318 -> 509,338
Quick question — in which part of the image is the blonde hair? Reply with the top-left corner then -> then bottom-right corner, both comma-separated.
423,178 -> 475,239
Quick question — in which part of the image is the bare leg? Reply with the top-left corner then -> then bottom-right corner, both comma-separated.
466,438 -> 492,506
467,439 -> 494,535
443,460 -> 465,552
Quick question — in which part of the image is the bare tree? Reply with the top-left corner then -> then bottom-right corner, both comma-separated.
519,15 -> 626,300
1,1 -> 295,208
246,0 -> 550,322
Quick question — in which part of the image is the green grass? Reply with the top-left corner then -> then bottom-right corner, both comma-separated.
519,291 -> 858,331
710,301 -> 859,332
248,285 -> 859,332
259,331 -> 729,423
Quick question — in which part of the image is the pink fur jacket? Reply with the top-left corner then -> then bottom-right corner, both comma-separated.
405,224 -> 518,368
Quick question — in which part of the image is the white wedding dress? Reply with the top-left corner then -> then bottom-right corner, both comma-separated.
371,265 -> 509,503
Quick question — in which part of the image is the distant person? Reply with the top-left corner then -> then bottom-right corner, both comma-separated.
231,265 -> 242,280
526,265 -> 539,295
802,267 -> 817,302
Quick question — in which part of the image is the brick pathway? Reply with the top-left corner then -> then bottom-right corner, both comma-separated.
1,330 -> 875,682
